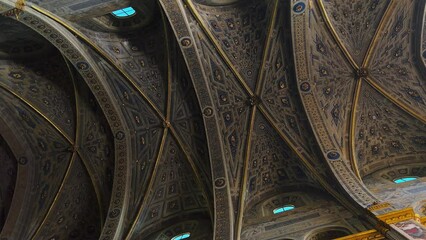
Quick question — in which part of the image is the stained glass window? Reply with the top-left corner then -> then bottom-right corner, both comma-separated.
393,177 -> 418,184
111,7 -> 136,18
171,232 -> 191,240
273,205 -> 295,214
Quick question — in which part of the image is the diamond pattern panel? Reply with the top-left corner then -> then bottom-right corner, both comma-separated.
131,136 -> 209,237
195,34 -> 252,193
0,88 -> 72,240
307,3 -> 356,151
76,20 -> 168,115
368,0 -> 426,117
321,0 -> 391,65
193,0 -> 270,90
96,59 -> 164,226
0,56 -> 76,140
32,155 -> 101,240
355,81 -> 426,177
170,44 -> 212,190
260,3 -> 323,170
75,73 -> 115,218
245,112 -> 317,209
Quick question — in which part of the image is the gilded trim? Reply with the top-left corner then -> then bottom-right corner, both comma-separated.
258,104 -> 359,214
420,216 -> 426,225
235,106 -> 257,240
335,229 -> 384,240
124,128 -> 169,240
65,55 -> 105,226
316,0 -> 359,70
362,0 -> 396,68
30,152 -> 76,240
30,5 -> 167,123
364,77 -> 426,124
377,208 -> 416,224
15,0 -> 25,10
349,79 -> 363,180
185,0 -> 255,97
0,83 -> 74,144
163,10 -> 173,122
255,0 -> 279,96
367,202 -> 391,212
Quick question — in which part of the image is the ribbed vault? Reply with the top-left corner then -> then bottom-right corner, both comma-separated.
0,0 -> 425,239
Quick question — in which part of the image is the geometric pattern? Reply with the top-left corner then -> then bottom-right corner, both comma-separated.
1,0 -> 426,239
30,155 -> 101,240
193,0 -> 270,90
355,82 -> 426,177
321,0 -> 391,66
368,0 -> 426,118
307,1 -> 356,152
130,136 -> 209,238
0,87 -> 73,239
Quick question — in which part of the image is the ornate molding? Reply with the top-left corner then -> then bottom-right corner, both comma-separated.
377,208 -> 416,224
335,230 -> 384,240
367,202 -> 392,212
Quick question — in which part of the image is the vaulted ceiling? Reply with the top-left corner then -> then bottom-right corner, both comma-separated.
0,0 -> 425,239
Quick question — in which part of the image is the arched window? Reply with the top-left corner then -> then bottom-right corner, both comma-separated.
111,7 -> 136,18
393,177 -> 418,184
273,204 -> 295,214
171,232 -> 191,240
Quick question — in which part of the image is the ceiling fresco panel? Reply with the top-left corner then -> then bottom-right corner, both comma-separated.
355,81 -> 426,177
31,155 -> 102,240
192,0 -> 271,91
320,0 -> 391,66
169,43 -> 212,188
259,1 -> 323,167
0,15 -> 54,59
195,32 -> 252,195
129,136 -> 210,239
306,1 -> 356,153
95,56 -> 164,227
75,21 -> 169,116
75,72 -> 115,220
0,89 -> 73,240
0,56 -> 76,140
2,0 -> 426,238
245,112 -> 317,210
368,0 -> 426,119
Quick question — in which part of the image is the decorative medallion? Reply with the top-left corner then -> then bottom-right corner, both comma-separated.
203,107 -> 213,117
108,209 -> 120,218
326,151 -> 340,160
215,178 -> 226,188
300,82 -> 311,92
18,156 -> 28,165
293,1 -> 306,14
76,61 -> 89,71
180,37 -> 192,47
115,131 -> 125,140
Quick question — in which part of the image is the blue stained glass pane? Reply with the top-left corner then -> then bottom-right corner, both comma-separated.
273,208 -> 284,214
273,205 -> 295,214
112,7 -> 136,18
172,233 -> 191,240
123,7 -> 136,14
394,177 -> 418,184
283,206 -> 295,211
